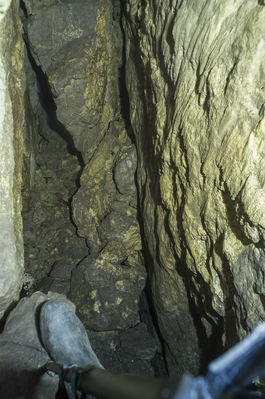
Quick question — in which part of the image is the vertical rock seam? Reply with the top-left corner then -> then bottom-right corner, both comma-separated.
123,0 -> 265,374
19,0 -> 163,376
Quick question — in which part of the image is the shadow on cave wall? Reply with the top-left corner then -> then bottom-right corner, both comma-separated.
18,0 -> 169,380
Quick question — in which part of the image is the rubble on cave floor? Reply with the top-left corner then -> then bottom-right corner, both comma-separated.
21,116 -> 166,377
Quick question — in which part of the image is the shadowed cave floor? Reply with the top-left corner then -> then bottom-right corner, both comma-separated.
21,112 -> 167,378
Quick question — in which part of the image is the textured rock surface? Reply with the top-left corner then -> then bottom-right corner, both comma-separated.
0,0 -> 32,317
70,256 -> 146,331
22,115 -> 88,294
72,121 -> 140,259
123,0 -> 265,374
25,0 -> 122,163
88,324 -> 158,376
70,118 -> 145,339
20,0 -> 160,377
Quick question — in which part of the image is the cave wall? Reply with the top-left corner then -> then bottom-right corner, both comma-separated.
24,0 -> 122,163
20,0 -> 160,376
123,0 -> 265,374
0,0 -> 36,317
1,0 -> 265,379
21,0 -> 147,338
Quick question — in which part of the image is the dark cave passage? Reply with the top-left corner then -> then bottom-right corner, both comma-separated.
19,0 -> 168,379
1,1 -> 264,397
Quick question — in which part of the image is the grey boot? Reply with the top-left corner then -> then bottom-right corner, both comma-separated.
39,298 -> 103,369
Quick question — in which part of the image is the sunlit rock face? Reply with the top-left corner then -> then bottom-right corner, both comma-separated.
0,0 -> 34,317
123,0 -> 265,374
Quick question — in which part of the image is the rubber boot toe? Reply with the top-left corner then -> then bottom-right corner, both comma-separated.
40,299 -> 103,368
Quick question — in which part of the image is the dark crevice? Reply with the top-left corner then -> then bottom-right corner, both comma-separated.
203,74 -> 211,115
141,268 -> 169,376
139,291 -> 168,377
135,178 -> 169,376
121,1 -> 183,375
162,161 -> 225,372
120,0 -> 169,375
118,1 -> 134,142
22,33 -> 85,175
12,0 -> 170,382
20,2 -> 88,300
0,301 -> 19,333
221,182 -> 252,247
19,0 -> 29,18
214,234 -> 239,348
224,58 -> 238,95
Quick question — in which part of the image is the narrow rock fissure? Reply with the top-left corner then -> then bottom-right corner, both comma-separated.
1,1 -> 265,395
21,47 -> 86,297
19,0 -> 167,379
23,33 -> 85,170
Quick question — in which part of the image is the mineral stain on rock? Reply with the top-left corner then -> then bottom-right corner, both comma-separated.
19,0 -> 163,377
1,0 -> 264,387
123,0 -> 265,374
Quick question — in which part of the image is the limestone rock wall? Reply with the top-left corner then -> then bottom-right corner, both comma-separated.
25,0 -> 122,163
22,0 -> 145,335
123,0 -> 265,374
0,0 -> 35,317
21,0 -> 158,375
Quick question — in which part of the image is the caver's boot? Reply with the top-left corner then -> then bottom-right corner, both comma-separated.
39,298 -> 103,369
